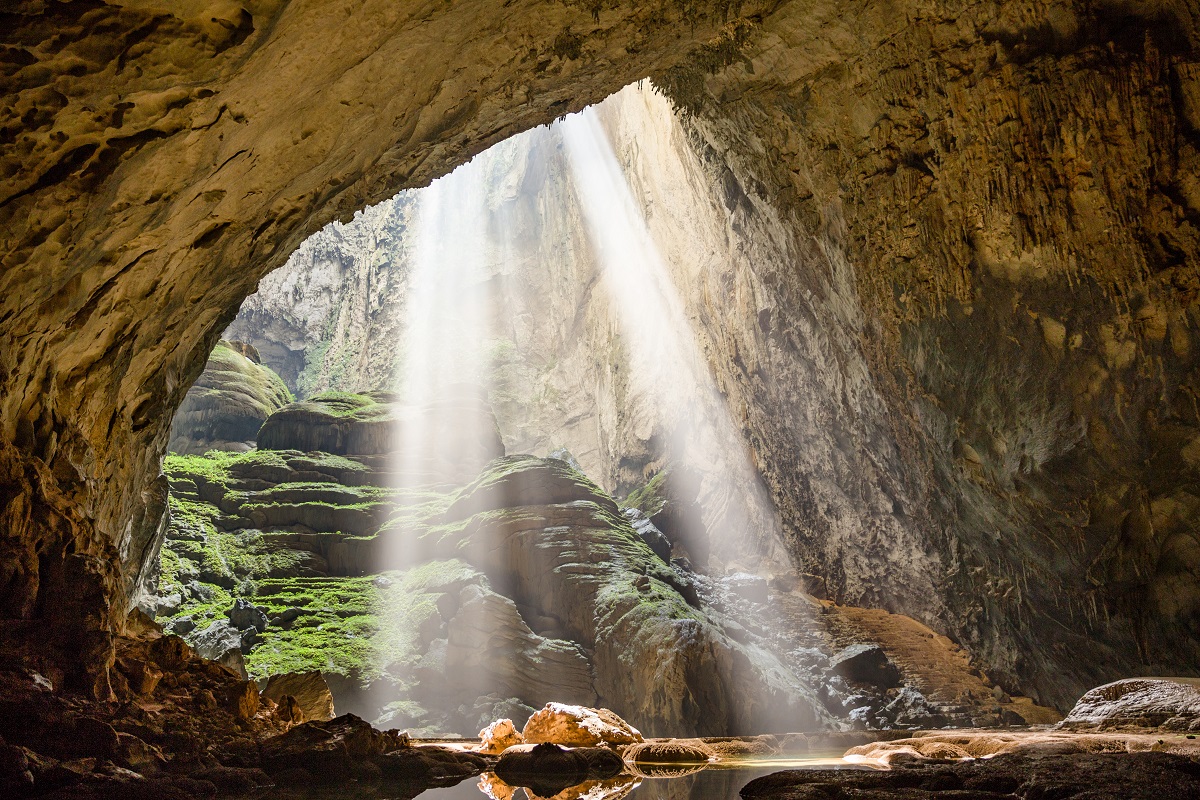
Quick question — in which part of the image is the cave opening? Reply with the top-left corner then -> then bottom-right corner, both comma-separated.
152,82 -> 834,739
7,1 -> 1200,796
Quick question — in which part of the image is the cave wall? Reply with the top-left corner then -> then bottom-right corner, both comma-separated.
3,0 -> 1200,709
676,0 -> 1200,707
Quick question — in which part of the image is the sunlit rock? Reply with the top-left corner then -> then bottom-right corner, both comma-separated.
263,672 -> 335,723
621,740 -> 712,764
478,718 -> 524,754
522,703 -> 643,747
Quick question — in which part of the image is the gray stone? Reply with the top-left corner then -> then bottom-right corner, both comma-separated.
228,598 -> 269,632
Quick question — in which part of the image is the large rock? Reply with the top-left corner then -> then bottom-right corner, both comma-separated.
830,644 -> 902,689
263,672 -> 336,723
494,743 -> 624,797
228,599 -> 269,633
478,719 -> 524,754
1061,679 -> 1200,731
259,714 -> 409,780
521,704 -> 643,747
168,341 -> 293,454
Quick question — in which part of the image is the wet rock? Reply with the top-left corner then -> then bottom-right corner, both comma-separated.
188,766 -> 272,793
830,644 -> 902,689
495,743 -> 624,797
700,736 -> 779,759
722,572 -> 768,604
622,508 -> 671,563
259,714 -> 409,781
262,671 -> 335,722
621,741 -> 712,764
227,599 -> 269,633
479,719 -> 524,754
376,745 -> 492,785
522,704 -> 643,747
743,751 -> 1200,800
1061,678 -> 1200,730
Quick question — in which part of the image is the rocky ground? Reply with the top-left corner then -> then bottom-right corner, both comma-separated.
3,639 -> 1198,800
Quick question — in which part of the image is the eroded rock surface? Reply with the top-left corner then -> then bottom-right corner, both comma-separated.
168,341 -> 292,455
1061,678 -> 1200,731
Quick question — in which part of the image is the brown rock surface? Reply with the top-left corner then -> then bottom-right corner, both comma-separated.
262,671 -> 335,723
522,703 -> 644,748
478,719 -> 524,755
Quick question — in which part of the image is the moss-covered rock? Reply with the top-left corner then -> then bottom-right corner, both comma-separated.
168,341 -> 293,454
155,405 -> 829,736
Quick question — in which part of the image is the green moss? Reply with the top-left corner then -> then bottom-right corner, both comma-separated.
624,470 -> 670,517
242,562 -> 481,680
203,342 -> 294,410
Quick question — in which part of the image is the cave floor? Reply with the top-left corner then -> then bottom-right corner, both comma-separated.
4,626 -> 1199,799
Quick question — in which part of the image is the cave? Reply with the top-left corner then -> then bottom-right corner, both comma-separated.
3,1 -> 1200,798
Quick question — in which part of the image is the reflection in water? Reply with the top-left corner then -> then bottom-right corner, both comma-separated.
421,758 -> 881,800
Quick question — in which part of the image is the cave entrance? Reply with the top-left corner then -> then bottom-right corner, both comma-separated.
149,82 -> 829,738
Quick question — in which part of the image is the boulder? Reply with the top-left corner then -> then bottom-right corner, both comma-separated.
495,743 -> 624,797
376,745 -> 491,785
262,672 -> 335,722
228,599 -> 269,633
622,740 -> 712,764
115,656 -> 162,696
1061,678 -> 1200,730
830,644 -> 902,689
227,680 -> 260,721
479,718 -> 524,754
522,703 -> 643,747
260,714 -> 409,781
189,621 -> 248,678
273,695 -> 305,725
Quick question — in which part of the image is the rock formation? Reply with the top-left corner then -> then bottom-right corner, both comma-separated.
152,392 -> 846,736
167,340 -> 292,454
2,0 -> 1200,720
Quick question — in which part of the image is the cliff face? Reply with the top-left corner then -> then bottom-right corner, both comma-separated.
2,0 -> 1199,710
